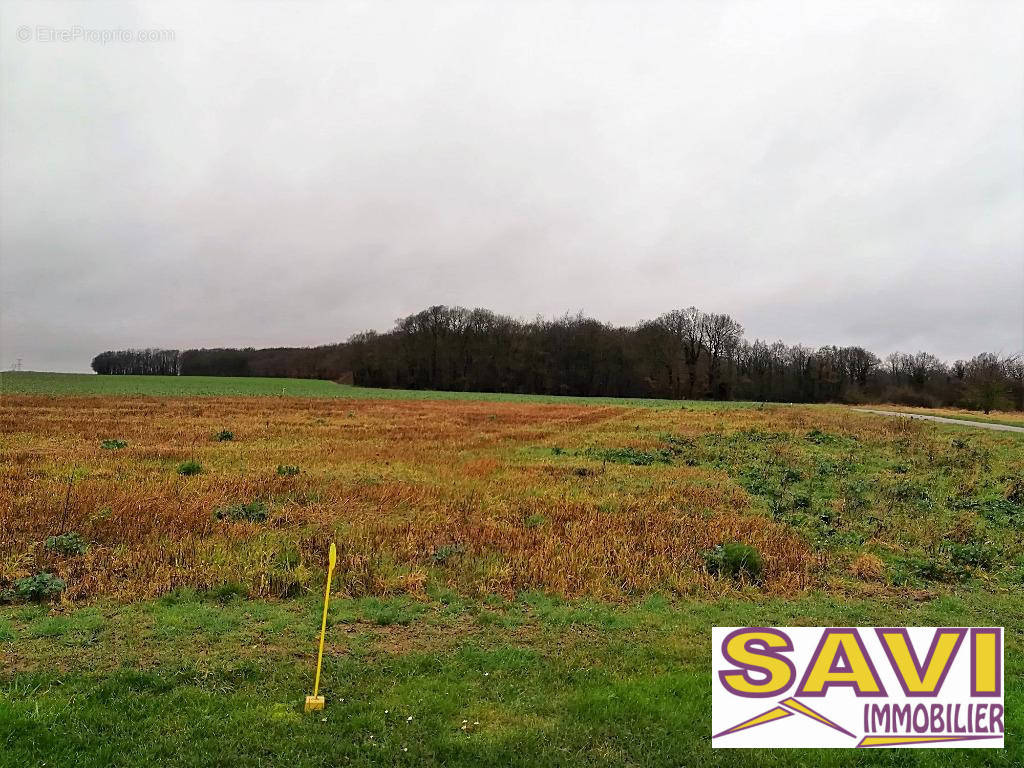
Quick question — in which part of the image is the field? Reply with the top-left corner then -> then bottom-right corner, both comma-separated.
2,374 -> 1023,766
0,371 -> 756,409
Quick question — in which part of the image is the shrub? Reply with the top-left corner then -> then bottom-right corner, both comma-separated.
45,532 -> 89,556
101,439 -> 127,450
5,572 -> 66,602
849,553 -> 884,581
706,542 -> 764,582
276,465 -> 300,477
524,513 -> 546,529
215,430 -> 234,442
177,460 -> 202,476
214,501 -> 268,523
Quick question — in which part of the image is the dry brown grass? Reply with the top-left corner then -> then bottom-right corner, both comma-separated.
849,553 -> 885,581
0,396 -> 879,603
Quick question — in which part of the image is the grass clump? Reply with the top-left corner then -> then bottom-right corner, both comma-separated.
849,552 -> 884,581
177,460 -> 202,476
215,430 -> 234,442
101,439 -> 127,450
706,542 -> 763,583
276,464 -> 300,476
45,532 -> 89,556
214,501 -> 269,523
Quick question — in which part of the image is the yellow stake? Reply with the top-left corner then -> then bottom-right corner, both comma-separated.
305,542 -> 336,712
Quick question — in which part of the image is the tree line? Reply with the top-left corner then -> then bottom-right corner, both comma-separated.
91,305 -> 1024,411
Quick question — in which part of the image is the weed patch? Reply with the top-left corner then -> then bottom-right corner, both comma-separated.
214,501 -> 269,523
45,531 -> 89,556
2,573 -> 66,603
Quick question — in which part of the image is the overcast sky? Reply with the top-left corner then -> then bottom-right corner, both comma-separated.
1,1 -> 1022,372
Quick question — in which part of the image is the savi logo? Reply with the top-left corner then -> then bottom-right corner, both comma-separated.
711,627 -> 1003,748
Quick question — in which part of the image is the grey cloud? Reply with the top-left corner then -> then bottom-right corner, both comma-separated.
1,0 -> 1022,371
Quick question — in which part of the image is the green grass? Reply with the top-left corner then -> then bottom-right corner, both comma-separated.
0,371 -> 760,409
659,424 -> 1024,583
1,371 -> 351,398
1,590 -> 1019,767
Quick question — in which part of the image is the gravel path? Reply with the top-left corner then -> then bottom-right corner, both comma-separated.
853,409 -> 1024,433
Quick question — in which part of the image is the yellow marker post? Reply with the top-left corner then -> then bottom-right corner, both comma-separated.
305,542 -> 337,712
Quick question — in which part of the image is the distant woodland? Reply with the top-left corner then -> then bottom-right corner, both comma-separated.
91,305 -> 1023,411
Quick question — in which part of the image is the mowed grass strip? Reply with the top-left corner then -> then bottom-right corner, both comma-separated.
1,590 -> 1021,767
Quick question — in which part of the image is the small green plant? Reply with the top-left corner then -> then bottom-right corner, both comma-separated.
214,501 -> 269,523
524,513 -> 547,529
706,542 -> 763,582
431,542 -> 466,564
177,460 -> 202,476
215,430 -> 234,442
45,532 -> 89,556
551,446 -> 564,456
276,464 -> 300,476
3,572 -> 66,603
100,439 -> 127,450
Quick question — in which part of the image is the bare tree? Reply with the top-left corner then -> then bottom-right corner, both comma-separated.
700,312 -> 743,398
964,353 -> 1010,414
